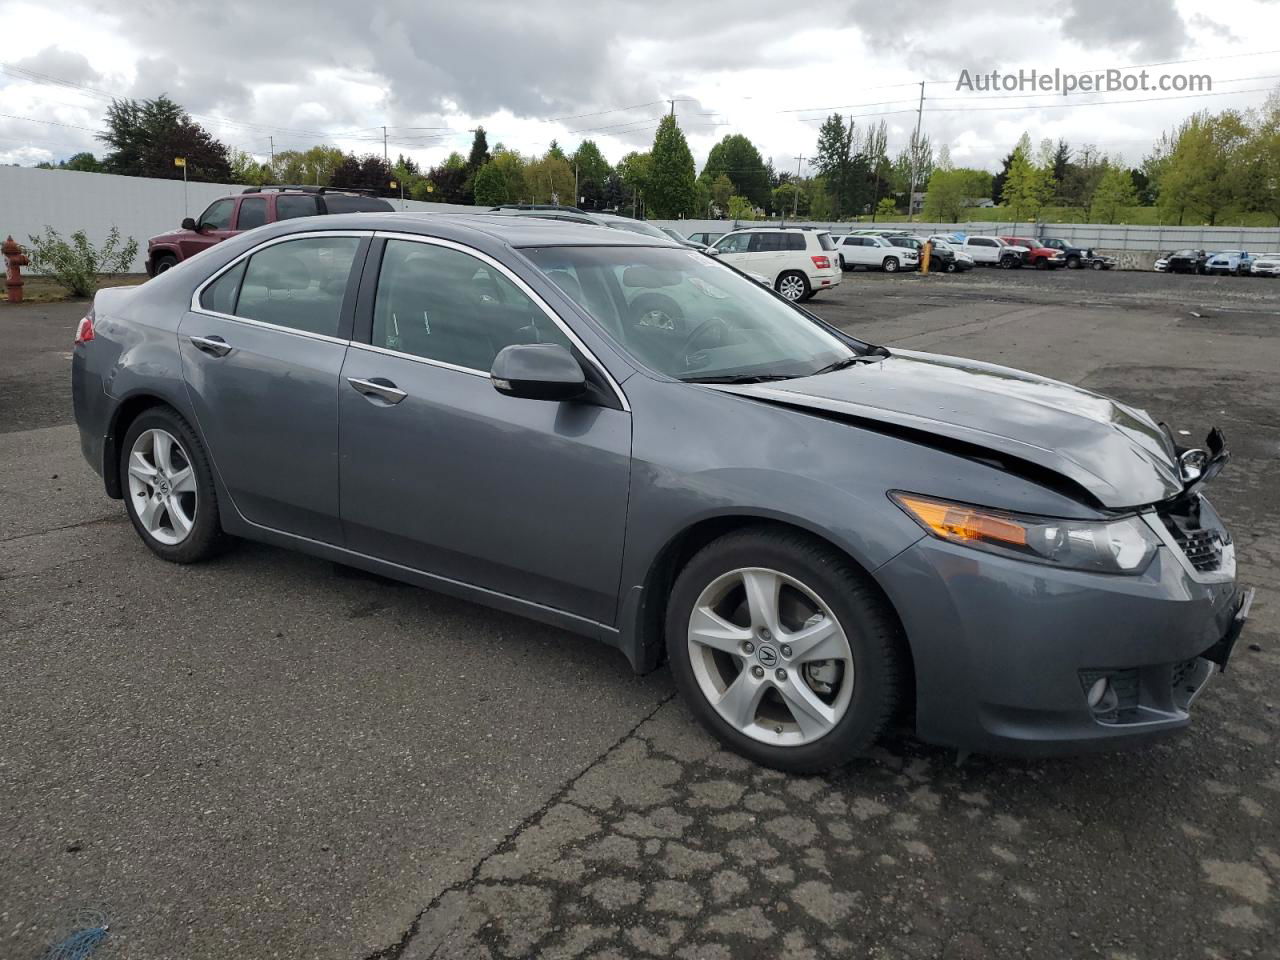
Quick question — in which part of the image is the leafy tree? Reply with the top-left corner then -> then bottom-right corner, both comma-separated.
1057,143 -> 1109,214
1002,133 -> 1055,221
693,179 -> 712,217
98,95 -> 231,182
546,139 -> 567,162
991,150 -> 1015,204
875,197 -> 897,219
230,150 -> 271,185
616,151 -> 651,217
699,134 -> 771,209
1155,110 -> 1251,225
26,226 -> 139,297
1090,167 -> 1138,223
471,162 -> 508,206
1242,91 -> 1280,224
467,127 -> 490,170
646,115 -> 696,218
1050,139 -> 1072,183
710,173 -> 733,213
727,195 -> 755,220
814,114 -> 866,219
63,152 -> 102,172
525,151 -> 575,205
298,145 -> 345,186
923,168 -> 968,221
572,140 -> 612,209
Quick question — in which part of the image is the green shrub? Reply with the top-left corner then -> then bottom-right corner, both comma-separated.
25,226 -> 139,298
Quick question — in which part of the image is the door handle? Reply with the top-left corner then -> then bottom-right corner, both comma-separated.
189,334 -> 232,357
347,377 -> 407,405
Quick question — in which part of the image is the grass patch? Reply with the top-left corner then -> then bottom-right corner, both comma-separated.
3,273 -> 147,305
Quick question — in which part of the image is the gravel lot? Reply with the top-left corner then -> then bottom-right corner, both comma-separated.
2,266 -> 1277,960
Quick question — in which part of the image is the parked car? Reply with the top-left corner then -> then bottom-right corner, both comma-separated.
662,227 -> 712,251
71,212 -> 1251,771
1203,250 -> 1253,276
960,236 -> 1029,268
145,186 -> 393,276
833,234 -> 920,273
687,231 -> 725,246
1154,254 -> 1171,272
1249,253 -> 1280,277
1036,237 -> 1110,270
1165,249 -> 1210,274
884,236 -> 971,273
710,227 -> 842,300
1000,237 -> 1066,270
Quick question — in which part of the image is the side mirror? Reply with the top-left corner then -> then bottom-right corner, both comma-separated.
703,247 -> 720,256
491,343 -> 585,402
181,217 -> 198,231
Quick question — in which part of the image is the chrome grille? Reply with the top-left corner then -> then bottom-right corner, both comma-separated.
1172,528 -> 1223,572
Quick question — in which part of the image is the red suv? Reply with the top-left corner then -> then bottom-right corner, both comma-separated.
145,186 -> 393,276
999,236 -> 1066,270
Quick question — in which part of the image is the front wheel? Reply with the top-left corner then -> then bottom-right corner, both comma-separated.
1066,256 -> 1081,269
882,257 -> 900,273
1091,260 -> 1105,270
775,271 -> 810,302
944,261 -> 957,273
999,255 -> 1018,269
152,254 -> 179,275
120,407 -> 231,563
666,528 -> 903,772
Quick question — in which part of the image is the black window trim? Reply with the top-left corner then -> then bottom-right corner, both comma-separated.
349,231 -> 630,412
190,230 -> 372,344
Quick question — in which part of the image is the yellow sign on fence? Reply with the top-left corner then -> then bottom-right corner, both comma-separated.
174,157 -> 186,168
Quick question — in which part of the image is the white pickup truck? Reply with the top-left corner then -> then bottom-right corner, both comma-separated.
959,236 -> 1029,269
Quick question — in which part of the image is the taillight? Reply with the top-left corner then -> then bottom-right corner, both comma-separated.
811,255 -> 831,270
75,310 -> 94,345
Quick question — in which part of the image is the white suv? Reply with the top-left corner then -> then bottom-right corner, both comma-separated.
959,236 -> 1029,268
833,234 -> 920,273
710,228 -> 842,301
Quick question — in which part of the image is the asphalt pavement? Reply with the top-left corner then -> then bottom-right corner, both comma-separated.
2,267 -> 1277,960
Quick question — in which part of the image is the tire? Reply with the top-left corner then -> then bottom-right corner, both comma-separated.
120,407 -> 231,563
1035,258 -> 1049,270
882,257 -> 900,273
775,271 -> 810,302
1066,256 -> 1081,270
944,261 -> 957,274
152,254 -> 179,275
665,527 -> 904,773
999,255 -> 1018,269
1091,260 -> 1105,270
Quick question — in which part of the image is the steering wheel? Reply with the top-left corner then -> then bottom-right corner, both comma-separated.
679,315 -> 730,359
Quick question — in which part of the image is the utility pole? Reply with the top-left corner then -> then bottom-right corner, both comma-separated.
906,81 -> 925,221
668,99 -> 676,117
383,126 -> 389,168
574,161 -> 579,208
792,154 -> 806,221
269,136 -> 275,172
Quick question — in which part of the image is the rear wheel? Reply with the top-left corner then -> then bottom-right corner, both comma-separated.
1091,260 -> 1105,270
120,407 -> 230,563
1066,255 -> 1081,269
775,271 -> 810,302
666,528 -> 903,772
882,257 -> 900,273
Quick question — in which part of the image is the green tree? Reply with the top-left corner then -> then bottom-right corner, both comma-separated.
1090,167 -> 1138,223
1242,91 -> 1280,225
923,168 -> 967,221
63,152 -> 102,172
814,114 -> 865,218
875,197 -> 897,219
646,115 -> 696,218
230,149 -> 271,185
616,151 -> 651,217
727,195 -> 755,220
1002,133 -> 1056,221
710,173 -> 733,213
525,151 -> 575,205
467,127 -> 490,170
571,139 -> 612,209
471,162 -> 508,206
699,134 -> 771,209
1155,110 -> 1251,225
98,95 -> 231,182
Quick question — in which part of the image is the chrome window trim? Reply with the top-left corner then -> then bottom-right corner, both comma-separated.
188,229 -> 372,342
371,231 -> 631,412
348,341 -> 488,379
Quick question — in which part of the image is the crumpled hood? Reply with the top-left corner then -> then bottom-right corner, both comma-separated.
719,349 -> 1185,509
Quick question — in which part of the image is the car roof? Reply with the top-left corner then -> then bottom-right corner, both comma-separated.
252,211 -> 672,249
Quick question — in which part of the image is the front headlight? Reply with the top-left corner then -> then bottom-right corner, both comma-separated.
891,493 -> 1160,574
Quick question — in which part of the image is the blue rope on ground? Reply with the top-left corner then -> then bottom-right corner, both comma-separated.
41,916 -> 109,960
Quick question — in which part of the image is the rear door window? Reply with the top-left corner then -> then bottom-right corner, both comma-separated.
276,195 -> 320,220
234,237 -> 362,337
786,234 -> 805,251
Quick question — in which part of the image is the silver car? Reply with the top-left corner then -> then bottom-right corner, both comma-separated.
71,213 -> 1251,771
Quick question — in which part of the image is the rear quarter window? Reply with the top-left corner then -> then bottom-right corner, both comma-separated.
322,195 -> 394,214
276,195 -> 320,220
817,233 -> 835,251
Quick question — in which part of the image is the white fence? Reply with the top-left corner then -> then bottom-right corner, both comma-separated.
4,166 -> 1279,273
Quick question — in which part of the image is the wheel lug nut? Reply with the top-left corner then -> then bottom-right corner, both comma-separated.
743,640 -> 755,654
775,668 -> 787,681
751,666 -> 764,679
759,628 -> 772,641
780,645 -> 792,658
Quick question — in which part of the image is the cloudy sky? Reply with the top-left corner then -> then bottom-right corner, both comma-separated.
2,0 -> 1278,177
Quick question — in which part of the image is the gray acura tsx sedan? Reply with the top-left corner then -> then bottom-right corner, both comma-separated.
71,212 -> 1251,771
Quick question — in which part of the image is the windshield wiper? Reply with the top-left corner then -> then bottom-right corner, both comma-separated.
813,345 -> 891,375
678,373 -> 798,384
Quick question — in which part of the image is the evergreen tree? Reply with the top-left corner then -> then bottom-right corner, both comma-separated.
646,116 -> 696,218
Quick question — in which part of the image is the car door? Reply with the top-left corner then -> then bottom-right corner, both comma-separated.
179,198 -> 237,260
838,236 -> 864,267
337,235 -> 632,624
966,238 -> 996,264
711,232 -> 752,268
179,231 -> 368,543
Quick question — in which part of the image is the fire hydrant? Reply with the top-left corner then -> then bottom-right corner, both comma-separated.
4,236 -> 29,304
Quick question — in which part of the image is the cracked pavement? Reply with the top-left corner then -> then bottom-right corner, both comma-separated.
2,268 -> 1277,959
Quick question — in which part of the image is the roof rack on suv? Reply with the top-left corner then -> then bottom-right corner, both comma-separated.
241,185 -> 379,196
738,225 -> 828,231
490,203 -> 589,214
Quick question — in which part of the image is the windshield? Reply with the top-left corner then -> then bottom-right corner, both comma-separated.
524,245 -> 854,381
605,218 -> 673,240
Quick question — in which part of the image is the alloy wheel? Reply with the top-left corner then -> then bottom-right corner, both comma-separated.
687,567 -> 855,746
777,275 -> 806,301
126,428 -> 198,545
